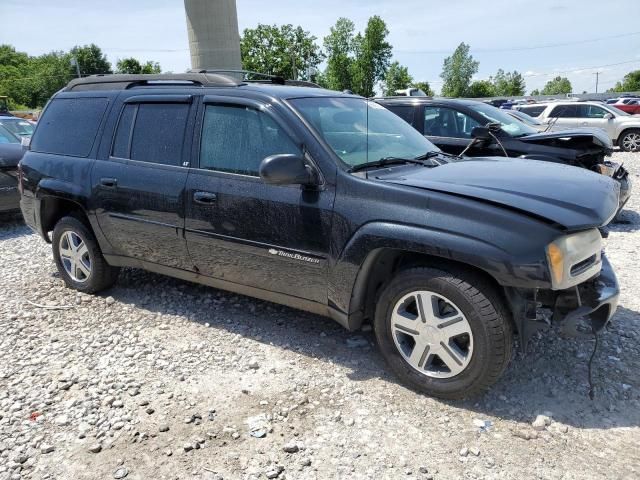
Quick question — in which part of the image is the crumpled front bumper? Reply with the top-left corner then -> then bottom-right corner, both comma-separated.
508,254 -> 620,349
556,254 -> 619,335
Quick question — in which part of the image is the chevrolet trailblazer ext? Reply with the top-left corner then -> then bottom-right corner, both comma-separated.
19,73 -> 620,399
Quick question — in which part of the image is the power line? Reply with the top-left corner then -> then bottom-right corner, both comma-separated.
396,31 -> 640,55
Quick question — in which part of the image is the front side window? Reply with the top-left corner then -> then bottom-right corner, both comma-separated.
424,106 -> 480,138
199,104 -> 300,176
579,105 -> 607,118
290,97 -> 438,168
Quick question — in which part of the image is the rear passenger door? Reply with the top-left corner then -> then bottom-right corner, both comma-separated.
184,97 -> 334,303
91,95 -> 194,269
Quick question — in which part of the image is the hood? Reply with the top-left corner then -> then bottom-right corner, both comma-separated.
0,143 -> 25,168
519,128 -> 613,151
378,158 -> 619,231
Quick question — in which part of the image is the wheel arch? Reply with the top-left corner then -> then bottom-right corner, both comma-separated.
347,247 -> 510,331
616,127 -> 640,146
38,196 -> 90,243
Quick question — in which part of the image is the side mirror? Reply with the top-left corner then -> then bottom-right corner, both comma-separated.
259,154 -> 319,187
471,126 -> 492,141
603,113 -> 614,120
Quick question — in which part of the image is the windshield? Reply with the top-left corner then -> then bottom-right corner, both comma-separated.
0,118 -> 35,137
468,103 -> 538,137
0,124 -> 20,144
289,97 -> 439,168
606,105 -> 630,116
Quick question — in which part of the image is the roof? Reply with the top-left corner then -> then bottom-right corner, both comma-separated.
62,73 -> 355,101
374,97 -> 483,107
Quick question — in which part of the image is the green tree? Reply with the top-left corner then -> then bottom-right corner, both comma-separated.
0,45 -> 72,108
440,42 -> 478,97
116,58 -> 161,74
610,70 -> 640,92
530,88 -> 541,96
467,80 -> 496,98
350,16 -> 392,97
69,44 -> 112,76
383,61 -> 413,96
541,76 -> 572,95
412,81 -> 434,97
492,69 -> 526,96
241,24 -> 323,80
322,18 -> 356,91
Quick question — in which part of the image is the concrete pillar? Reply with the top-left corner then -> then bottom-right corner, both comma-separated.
184,0 -> 242,71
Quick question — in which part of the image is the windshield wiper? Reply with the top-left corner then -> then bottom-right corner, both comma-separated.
349,157 -> 429,173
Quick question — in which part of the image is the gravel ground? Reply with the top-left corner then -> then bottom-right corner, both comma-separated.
1,152 -> 639,480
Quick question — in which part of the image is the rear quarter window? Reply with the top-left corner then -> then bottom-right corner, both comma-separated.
31,97 -> 109,157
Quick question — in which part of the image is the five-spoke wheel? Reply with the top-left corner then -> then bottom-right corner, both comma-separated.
58,231 -> 92,282
391,290 -> 473,378
374,267 -> 513,399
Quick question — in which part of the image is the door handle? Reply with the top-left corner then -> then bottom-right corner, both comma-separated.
100,177 -> 118,188
193,191 -> 217,204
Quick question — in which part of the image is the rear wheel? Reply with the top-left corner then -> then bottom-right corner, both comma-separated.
52,216 -> 120,293
374,267 -> 513,399
620,129 -> 640,152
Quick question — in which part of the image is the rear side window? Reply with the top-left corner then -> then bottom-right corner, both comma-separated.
386,105 -> 415,127
31,97 -> 108,157
111,102 -> 189,166
518,105 -> 545,118
199,104 -> 300,176
549,105 -> 578,118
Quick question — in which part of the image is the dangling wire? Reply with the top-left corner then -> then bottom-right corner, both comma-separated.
588,331 -> 599,400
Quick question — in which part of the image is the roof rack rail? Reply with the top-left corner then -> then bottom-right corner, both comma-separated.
187,69 -> 321,88
64,73 -> 242,91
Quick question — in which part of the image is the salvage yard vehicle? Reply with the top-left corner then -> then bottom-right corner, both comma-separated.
19,73 -> 621,399
376,97 -> 631,211
534,100 -> 640,152
0,124 -> 24,212
0,117 -> 36,139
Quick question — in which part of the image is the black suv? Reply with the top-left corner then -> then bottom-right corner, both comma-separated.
376,97 -> 631,211
19,73 -> 621,399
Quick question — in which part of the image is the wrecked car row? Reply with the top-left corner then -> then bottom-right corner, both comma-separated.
18,72 -> 624,398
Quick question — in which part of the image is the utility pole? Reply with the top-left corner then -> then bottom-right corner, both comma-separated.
70,57 -> 81,78
593,71 -> 601,93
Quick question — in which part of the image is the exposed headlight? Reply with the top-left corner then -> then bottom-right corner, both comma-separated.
546,229 -> 603,290
593,162 -> 618,177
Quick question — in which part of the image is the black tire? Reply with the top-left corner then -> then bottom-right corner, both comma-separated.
373,267 -> 513,400
619,129 -> 640,152
52,215 -> 120,293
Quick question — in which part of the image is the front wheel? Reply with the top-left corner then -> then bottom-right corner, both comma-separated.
620,129 -> 640,152
374,267 -> 513,399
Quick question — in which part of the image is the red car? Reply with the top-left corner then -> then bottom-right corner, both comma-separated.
613,99 -> 640,114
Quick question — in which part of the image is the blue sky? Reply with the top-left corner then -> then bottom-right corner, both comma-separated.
2,0 -> 639,94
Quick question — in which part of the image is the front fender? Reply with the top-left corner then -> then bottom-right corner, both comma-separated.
328,221 -> 551,319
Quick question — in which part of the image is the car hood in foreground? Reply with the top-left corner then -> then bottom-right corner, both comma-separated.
0,144 -> 25,168
519,128 -> 613,151
377,158 -> 620,231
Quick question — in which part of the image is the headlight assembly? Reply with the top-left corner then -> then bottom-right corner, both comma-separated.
546,229 -> 603,290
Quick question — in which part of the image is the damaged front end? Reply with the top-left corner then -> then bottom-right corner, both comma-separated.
519,129 -> 631,211
506,255 -> 620,350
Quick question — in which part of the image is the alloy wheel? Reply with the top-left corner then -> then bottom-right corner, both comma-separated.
391,290 -> 473,378
59,230 -> 92,282
622,132 -> 640,152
